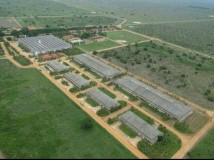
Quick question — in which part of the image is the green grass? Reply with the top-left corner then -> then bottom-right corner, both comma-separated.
140,101 -> 170,121
119,124 -> 138,138
98,87 -> 116,99
173,122 -> 193,134
107,117 -> 118,125
0,44 -> 4,56
130,108 -> 154,125
17,16 -> 119,29
61,47 -> 83,57
137,126 -> 181,159
106,30 -> 149,44
96,108 -> 110,117
187,127 -> 214,159
0,59 -> 135,158
84,68 -> 102,79
13,55 -> 32,66
79,40 -> 120,52
0,18 -> 20,29
114,85 -> 138,101
85,96 -> 99,107
100,41 -> 214,110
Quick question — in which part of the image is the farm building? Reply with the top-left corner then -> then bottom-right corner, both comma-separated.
64,72 -> 90,88
18,35 -> 72,55
119,111 -> 163,145
87,88 -> 120,111
73,54 -> 121,79
47,60 -> 69,73
63,35 -> 83,44
115,76 -> 193,121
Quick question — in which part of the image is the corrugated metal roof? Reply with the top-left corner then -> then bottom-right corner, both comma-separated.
18,35 -> 71,55
87,88 -> 119,110
116,76 -> 193,121
64,72 -> 90,88
73,54 -> 121,78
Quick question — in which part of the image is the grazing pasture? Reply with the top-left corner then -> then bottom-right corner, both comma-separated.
0,59 -> 135,159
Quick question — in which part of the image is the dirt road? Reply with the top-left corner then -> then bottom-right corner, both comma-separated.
6,39 -> 214,159
7,41 -> 148,159
0,42 -> 33,68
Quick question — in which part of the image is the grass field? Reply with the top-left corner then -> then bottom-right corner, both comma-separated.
98,87 -> 116,99
0,59 -> 135,159
0,18 -> 20,29
119,124 -> 138,138
0,44 -> 4,56
0,0 -> 87,17
130,21 -> 214,55
79,40 -> 120,52
187,127 -> 214,158
17,16 -> 119,29
137,126 -> 181,159
99,41 -> 214,110
57,0 -> 214,24
106,30 -> 149,44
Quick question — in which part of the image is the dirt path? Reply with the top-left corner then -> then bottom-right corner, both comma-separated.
6,39 -> 214,159
11,17 -> 22,29
122,29 -> 214,60
6,41 -> 148,159
172,118 -> 214,158
137,19 -> 214,25
0,42 -> 33,69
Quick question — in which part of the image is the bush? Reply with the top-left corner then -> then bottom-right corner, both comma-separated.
96,108 -> 109,117
107,118 -> 118,125
81,118 -> 93,130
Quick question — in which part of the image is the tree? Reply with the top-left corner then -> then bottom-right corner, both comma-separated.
81,118 -> 93,130
157,135 -> 163,142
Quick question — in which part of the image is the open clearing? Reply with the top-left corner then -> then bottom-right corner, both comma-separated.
58,0 -> 214,24
106,30 -> 149,44
98,41 -> 214,110
0,59 -> 135,159
0,18 -> 20,29
16,16 -> 120,29
0,0 -> 88,17
187,126 -> 214,158
129,20 -> 214,55
79,40 -> 120,52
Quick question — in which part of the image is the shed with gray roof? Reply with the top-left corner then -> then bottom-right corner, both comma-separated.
119,111 -> 163,145
115,76 -> 193,121
18,35 -> 72,55
73,54 -> 121,79
47,60 -> 69,73
64,72 -> 90,88
87,88 -> 119,111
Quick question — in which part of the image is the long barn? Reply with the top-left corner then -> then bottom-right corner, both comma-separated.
87,88 -> 119,111
73,54 -> 121,79
119,111 -> 163,145
115,76 -> 193,121
18,35 -> 72,55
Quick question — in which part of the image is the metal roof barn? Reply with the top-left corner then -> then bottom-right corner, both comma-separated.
18,35 -> 72,55
64,72 -> 90,88
73,54 -> 121,79
47,60 -> 69,73
119,111 -> 163,145
87,88 -> 119,111
115,76 -> 193,121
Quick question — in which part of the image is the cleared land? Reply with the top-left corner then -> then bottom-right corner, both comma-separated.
0,18 -> 20,29
57,0 -> 214,24
17,16 -> 120,29
79,40 -> 120,52
106,30 -> 149,44
98,41 -> 214,110
129,21 -> 214,55
187,126 -> 214,158
137,126 -> 181,159
0,59 -> 135,159
0,0 -> 87,17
